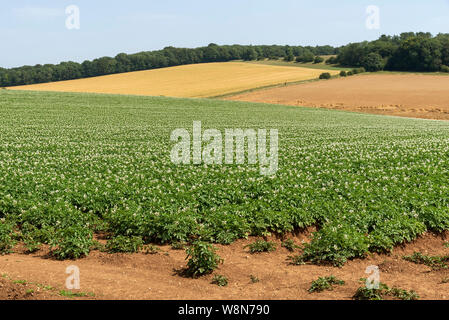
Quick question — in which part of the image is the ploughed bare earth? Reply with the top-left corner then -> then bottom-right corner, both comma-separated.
226,74 -> 449,120
1,231 -> 449,300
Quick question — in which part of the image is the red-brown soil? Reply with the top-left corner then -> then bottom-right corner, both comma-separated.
1,231 -> 448,300
226,74 -> 449,120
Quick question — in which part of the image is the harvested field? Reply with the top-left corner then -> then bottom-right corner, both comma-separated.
7,62 -> 336,98
227,73 -> 449,120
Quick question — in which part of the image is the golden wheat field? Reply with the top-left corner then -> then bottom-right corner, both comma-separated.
8,62 -> 337,98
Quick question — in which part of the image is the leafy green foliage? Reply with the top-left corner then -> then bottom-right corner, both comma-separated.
339,70 -> 347,77
0,222 -> 15,254
185,242 -> 223,277
360,52 -> 385,71
386,287 -> 420,300
403,252 -> 449,270
245,240 -> 276,254
338,32 -> 449,72
300,223 -> 369,266
281,239 -> 299,252
313,56 -> 324,64
59,290 -> 95,298
325,56 -> 337,64
309,275 -> 345,293
2,91 -> 449,266
353,281 -> 419,300
106,235 -> 143,253
211,274 -> 228,287
352,67 -> 366,74
353,286 -> 384,300
23,236 -> 41,253
319,72 -> 331,79
50,226 -> 93,260
296,50 -> 315,63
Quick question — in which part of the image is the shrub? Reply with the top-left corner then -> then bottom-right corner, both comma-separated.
319,72 -> 332,80
185,241 -> 223,277
441,65 -> 449,73
339,71 -> 347,77
106,235 -> 143,253
352,67 -> 365,74
245,240 -> 276,253
313,56 -> 324,64
325,56 -> 337,64
50,225 -> 93,260
346,71 -> 353,76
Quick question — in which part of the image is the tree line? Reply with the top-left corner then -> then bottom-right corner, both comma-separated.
0,44 -> 337,87
2,32 -> 448,87
336,32 -> 449,72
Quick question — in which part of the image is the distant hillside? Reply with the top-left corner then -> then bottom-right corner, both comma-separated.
2,32 -> 448,88
8,62 -> 337,98
0,44 -> 337,88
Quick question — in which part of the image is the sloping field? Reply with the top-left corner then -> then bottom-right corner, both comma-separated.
227,73 -> 449,120
7,62 -> 335,98
1,90 -> 449,299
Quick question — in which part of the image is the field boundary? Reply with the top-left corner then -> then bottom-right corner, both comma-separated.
210,77 -> 326,99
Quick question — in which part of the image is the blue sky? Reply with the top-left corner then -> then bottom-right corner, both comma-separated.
1,0 -> 448,68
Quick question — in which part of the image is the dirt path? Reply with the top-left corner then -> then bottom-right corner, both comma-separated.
226,74 -> 449,120
1,232 -> 448,300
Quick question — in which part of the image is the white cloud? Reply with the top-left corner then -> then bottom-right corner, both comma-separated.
13,6 -> 64,20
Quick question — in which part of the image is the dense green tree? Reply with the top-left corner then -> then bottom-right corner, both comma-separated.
242,48 -> 258,61
296,50 -> 314,63
313,56 -> 324,64
387,36 -> 442,71
360,52 -> 384,71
